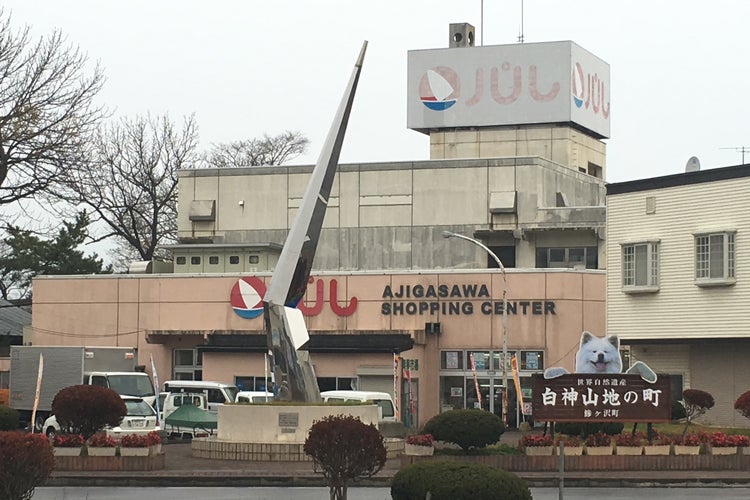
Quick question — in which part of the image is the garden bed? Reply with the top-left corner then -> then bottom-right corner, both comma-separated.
53,453 -> 165,471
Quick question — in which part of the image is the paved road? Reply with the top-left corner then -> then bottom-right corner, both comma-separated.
32,486 -> 750,499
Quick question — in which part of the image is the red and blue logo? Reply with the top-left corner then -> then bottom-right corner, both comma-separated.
230,277 -> 266,319
419,67 -> 459,111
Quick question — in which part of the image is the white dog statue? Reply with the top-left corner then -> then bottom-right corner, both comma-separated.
544,331 -> 657,383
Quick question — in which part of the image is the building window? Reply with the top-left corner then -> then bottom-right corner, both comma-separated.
695,232 -> 735,286
249,255 -> 260,264
440,351 -> 464,370
316,377 -> 358,392
622,241 -> 659,293
190,256 -> 201,265
173,348 -> 202,380
176,256 -> 186,265
208,256 -> 219,265
229,255 -> 240,264
234,376 -> 273,392
536,247 -> 598,269
519,351 -> 544,371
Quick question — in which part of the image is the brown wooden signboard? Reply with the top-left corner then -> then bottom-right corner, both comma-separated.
531,373 -> 671,422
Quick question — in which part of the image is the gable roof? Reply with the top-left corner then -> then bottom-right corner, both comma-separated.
0,299 -> 30,337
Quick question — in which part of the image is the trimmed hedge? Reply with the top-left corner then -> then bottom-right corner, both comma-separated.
391,460 -> 531,500
422,409 -> 504,450
51,385 -> 126,439
0,405 -> 20,431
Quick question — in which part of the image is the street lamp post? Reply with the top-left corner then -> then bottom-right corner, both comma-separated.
442,230 -> 510,428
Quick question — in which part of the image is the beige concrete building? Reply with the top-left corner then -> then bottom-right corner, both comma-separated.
25,33 -> 614,428
607,164 -> 750,427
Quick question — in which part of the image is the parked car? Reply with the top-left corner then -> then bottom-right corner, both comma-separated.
42,395 -> 160,439
159,391 -> 212,438
162,380 -> 239,414
319,390 -> 397,422
235,391 -> 274,403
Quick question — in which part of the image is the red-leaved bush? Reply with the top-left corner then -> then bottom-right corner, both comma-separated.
119,434 -> 149,448
51,385 -> 126,439
304,414 -> 386,500
734,390 -> 750,420
0,431 -> 55,500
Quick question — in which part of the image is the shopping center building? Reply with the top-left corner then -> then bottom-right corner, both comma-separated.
28,26 -> 613,428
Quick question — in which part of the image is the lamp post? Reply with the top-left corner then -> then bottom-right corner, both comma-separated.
442,230 -> 510,428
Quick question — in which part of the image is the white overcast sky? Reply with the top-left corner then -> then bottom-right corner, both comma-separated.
5,0 -> 750,183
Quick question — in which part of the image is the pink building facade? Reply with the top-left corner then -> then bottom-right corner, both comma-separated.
31,268 -> 604,428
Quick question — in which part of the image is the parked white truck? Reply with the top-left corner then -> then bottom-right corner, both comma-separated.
9,346 -> 156,431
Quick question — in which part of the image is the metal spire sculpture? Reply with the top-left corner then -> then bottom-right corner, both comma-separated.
263,42 -> 367,402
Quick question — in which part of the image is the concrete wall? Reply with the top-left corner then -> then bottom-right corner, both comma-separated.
217,404 -> 379,443
177,157 -> 605,272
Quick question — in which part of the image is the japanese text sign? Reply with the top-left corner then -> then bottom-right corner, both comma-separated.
531,374 -> 671,422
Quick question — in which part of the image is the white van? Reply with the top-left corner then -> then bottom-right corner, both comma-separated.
162,380 -> 239,414
320,390 -> 397,423
235,391 -> 275,403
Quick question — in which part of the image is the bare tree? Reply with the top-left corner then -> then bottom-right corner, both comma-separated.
0,9 -> 106,206
203,130 -> 309,168
60,114 -> 199,266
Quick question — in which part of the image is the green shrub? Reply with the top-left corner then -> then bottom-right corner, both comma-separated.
0,405 -> 20,431
51,385 -> 126,439
422,409 -> 504,451
0,431 -> 55,500
391,460 -> 531,500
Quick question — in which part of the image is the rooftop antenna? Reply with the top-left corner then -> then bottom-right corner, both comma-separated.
720,146 -> 750,164
517,0 -> 524,43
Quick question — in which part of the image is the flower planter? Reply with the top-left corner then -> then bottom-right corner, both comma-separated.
711,446 -> 737,455
525,446 -> 553,456
53,447 -> 82,457
584,446 -> 613,456
615,446 -> 643,456
673,445 -> 700,456
120,447 -> 150,457
742,447 -> 750,455
404,443 -> 434,456
561,446 -> 583,456
87,446 -> 117,457
643,445 -> 671,456
149,443 -> 162,455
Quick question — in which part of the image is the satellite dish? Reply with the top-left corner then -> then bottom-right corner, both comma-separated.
685,156 -> 701,173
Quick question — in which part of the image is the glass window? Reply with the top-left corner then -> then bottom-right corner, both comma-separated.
536,247 -> 598,269
249,255 -> 260,264
440,351 -> 464,370
176,256 -> 186,265
519,351 -> 544,371
490,351 -> 517,372
207,389 -> 225,404
208,256 -> 219,265
468,351 -> 489,370
229,255 -> 240,264
190,256 -> 201,265
174,349 -> 194,366
695,232 -> 735,283
622,241 -> 659,290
